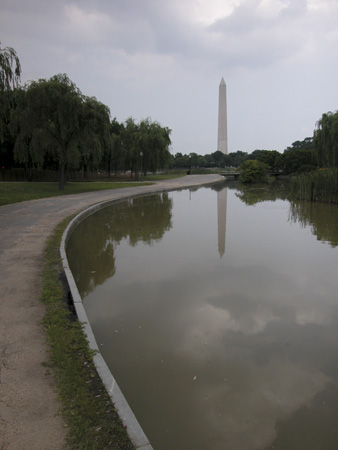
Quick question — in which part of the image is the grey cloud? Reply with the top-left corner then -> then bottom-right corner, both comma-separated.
206,1 -> 308,68
1,0 -> 338,154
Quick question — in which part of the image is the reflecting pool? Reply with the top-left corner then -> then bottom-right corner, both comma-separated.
67,183 -> 338,450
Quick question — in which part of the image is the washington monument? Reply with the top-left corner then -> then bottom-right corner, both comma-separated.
217,77 -> 228,154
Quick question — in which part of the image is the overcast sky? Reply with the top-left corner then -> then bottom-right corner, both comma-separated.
1,0 -> 338,155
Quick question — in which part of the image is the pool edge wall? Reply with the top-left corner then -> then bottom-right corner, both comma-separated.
60,196 -> 154,450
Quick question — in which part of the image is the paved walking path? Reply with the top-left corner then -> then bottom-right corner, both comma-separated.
0,175 -> 223,449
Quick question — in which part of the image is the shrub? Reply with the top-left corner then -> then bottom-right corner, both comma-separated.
239,160 -> 269,184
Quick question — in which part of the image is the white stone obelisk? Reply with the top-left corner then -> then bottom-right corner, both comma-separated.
217,77 -> 228,154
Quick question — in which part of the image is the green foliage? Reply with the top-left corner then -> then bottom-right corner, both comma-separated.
290,168 -> 338,203
239,159 -> 269,184
0,44 -> 21,143
278,147 -> 315,174
169,150 -> 250,169
1,63 -> 172,182
288,115 -> 338,203
224,151 -> 249,167
102,117 -> 124,175
211,150 -> 225,166
119,117 -> 171,177
248,149 -> 280,171
276,137 -> 315,175
0,43 -> 21,92
313,111 -> 338,168
12,74 -> 111,190
288,137 -> 313,150
79,96 -> 111,173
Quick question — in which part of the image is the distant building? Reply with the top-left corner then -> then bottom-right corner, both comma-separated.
217,77 -> 228,154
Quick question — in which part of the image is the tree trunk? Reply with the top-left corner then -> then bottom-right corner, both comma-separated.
59,162 -> 66,190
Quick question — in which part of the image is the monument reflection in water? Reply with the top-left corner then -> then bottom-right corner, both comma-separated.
66,184 -> 338,450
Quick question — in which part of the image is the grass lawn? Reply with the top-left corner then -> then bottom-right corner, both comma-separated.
0,174 -> 186,206
140,173 -> 184,181
0,181 -> 152,206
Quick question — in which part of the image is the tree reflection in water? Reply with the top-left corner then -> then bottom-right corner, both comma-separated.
66,193 -> 173,297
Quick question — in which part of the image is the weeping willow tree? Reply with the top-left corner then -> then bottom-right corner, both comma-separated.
13,74 -> 110,189
78,96 -> 111,177
0,43 -> 21,143
290,111 -> 338,202
138,118 -> 171,175
313,111 -> 338,168
120,117 -> 171,177
0,43 -> 21,92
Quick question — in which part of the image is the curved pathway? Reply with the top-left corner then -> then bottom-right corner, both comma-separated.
0,175 -> 223,449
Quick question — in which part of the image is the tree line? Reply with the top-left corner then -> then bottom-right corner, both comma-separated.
0,45 -> 171,189
169,138 -> 316,175
1,44 -> 337,189
170,113 -> 338,177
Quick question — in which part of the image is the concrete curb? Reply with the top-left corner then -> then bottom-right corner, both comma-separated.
60,196 -> 154,449
60,176 -> 224,449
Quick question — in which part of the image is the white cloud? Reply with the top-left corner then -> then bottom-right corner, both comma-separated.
175,0 -> 239,26
64,4 -> 112,33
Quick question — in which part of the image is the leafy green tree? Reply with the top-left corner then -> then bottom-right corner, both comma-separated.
13,74 -> 109,189
0,43 -> 21,91
278,147 -> 315,174
248,149 -> 280,171
239,160 -> 269,183
313,111 -> 338,168
211,150 -> 225,167
140,119 -> 171,174
152,122 -> 171,172
189,152 -> 200,168
0,44 -> 21,144
103,118 -> 124,175
198,155 -> 207,167
224,151 -> 249,167
13,74 -> 83,188
276,137 -> 315,174
78,96 -> 110,176
170,152 -> 190,169
0,88 -> 18,169
10,87 -> 43,178
121,117 -> 139,176
203,153 -> 215,167
120,117 -> 171,177
289,137 -> 313,150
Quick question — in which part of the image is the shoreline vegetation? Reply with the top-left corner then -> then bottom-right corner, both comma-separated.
1,167 -> 338,207
43,218 -> 135,449
289,168 -> 338,203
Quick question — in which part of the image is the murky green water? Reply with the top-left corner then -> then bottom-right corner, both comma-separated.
67,183 -> 338,450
